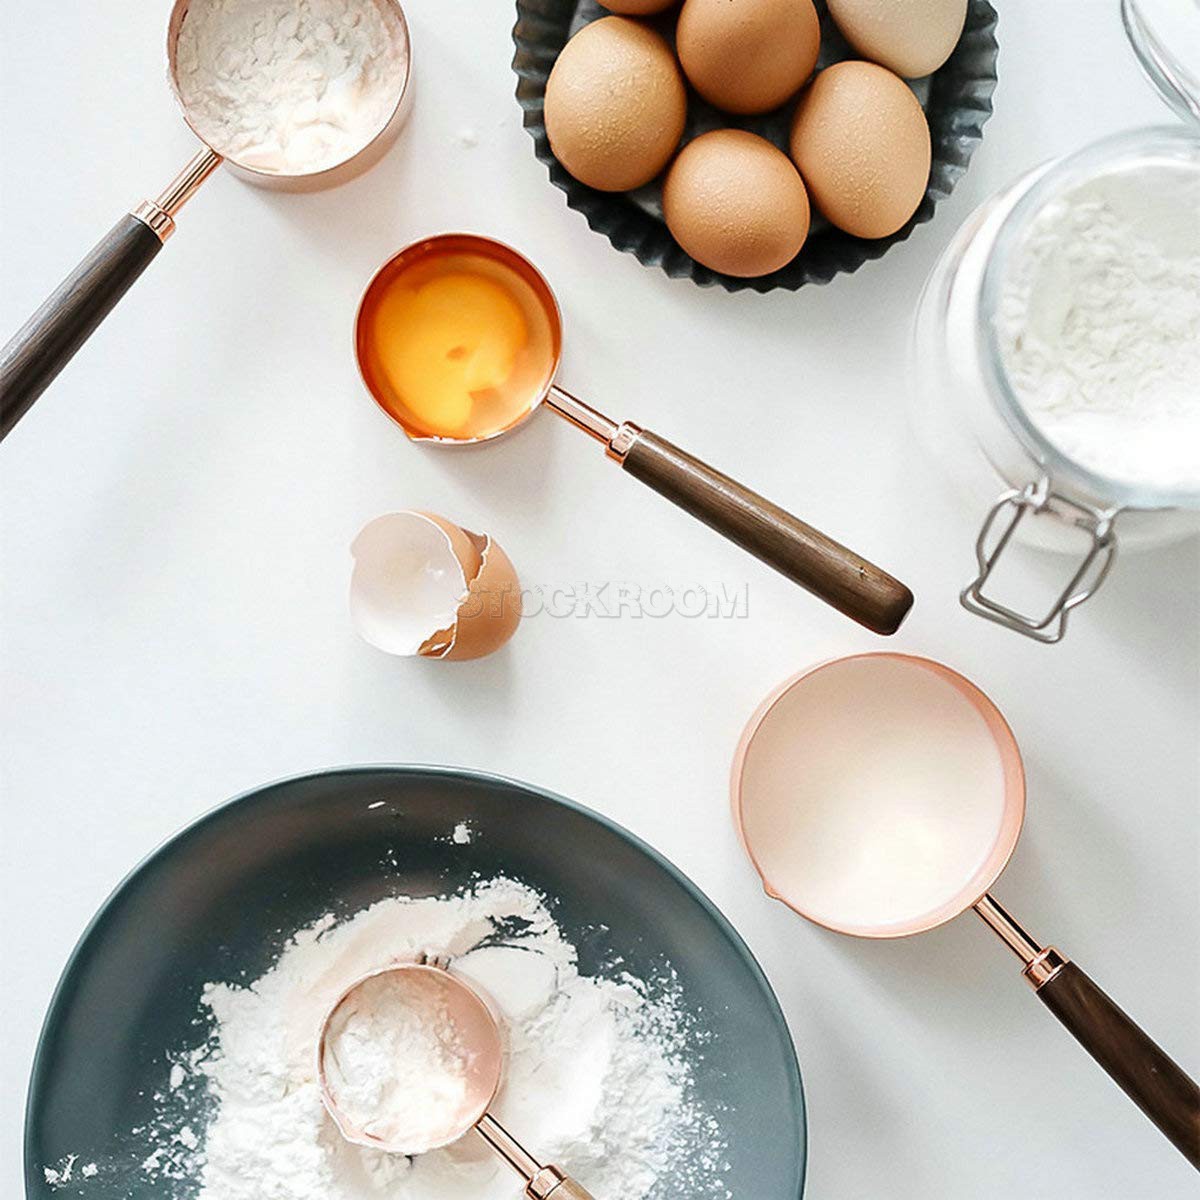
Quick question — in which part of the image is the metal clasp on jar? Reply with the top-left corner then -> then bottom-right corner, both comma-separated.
961,478 -> 1119,644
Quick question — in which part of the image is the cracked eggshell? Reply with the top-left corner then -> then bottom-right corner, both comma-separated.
350,512 -> 521,661
441,528 -> 523,661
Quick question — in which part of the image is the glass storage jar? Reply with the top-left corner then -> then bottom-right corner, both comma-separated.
909,0 -> 1199,643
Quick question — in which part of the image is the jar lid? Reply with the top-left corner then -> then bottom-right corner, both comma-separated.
1122,0 -> 1200,122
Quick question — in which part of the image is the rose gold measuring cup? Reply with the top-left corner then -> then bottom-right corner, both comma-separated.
0,0 -> 413,441
732,653 -> 1200,1165
317,961 -> 594,1200
356,234 -> 914,635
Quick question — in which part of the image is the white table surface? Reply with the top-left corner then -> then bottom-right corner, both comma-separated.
2,1 -> 1197,1196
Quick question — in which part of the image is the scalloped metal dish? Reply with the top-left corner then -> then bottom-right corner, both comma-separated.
513,0 -> 999,292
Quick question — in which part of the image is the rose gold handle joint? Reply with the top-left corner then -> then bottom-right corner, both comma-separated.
1024,946 -> 1068,989
974,895 -> 1070,988
527,1166 -> 566,1199
606,420 -> 642,463
132,147 -> 224,244
131,201 -> 176,243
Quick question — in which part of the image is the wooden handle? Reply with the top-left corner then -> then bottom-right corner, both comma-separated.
0,214 -> 163,441
620,429 -> 913,634
1037,961 -> 1200,1167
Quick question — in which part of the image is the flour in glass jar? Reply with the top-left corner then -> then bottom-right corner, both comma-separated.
994,159 -> 1200,492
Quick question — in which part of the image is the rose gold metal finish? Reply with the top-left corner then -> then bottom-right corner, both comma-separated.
131,146 -> 225,243
1025,947 -> 1068,987
973,893 -> 1042,964
356,234 -> 564,445
319,958 -> 594,1199
545,386 -> 619,445
732,654 -> 1199,1163
528,1166 -> 569,1199
136,3 -> 412,241
732,653 -> 1027,939
164,0 -> 414,192
607,420 -> 643,462
354,234 -> 697,485
476,1115 -> 544,1182
972,898 -> 1069,985
131,201 -> 176,243
316,963 -> 502,1155
156,147 -> 224,218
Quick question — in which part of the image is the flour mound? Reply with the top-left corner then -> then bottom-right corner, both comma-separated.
66,877 -> 729,1199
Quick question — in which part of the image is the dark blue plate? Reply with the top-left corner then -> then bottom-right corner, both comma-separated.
26,766 -> 805,1197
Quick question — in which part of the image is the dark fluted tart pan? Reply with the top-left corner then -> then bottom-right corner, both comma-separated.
513,0 -> 999,292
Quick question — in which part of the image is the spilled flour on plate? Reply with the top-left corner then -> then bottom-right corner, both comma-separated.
43,1155 -> 97,1185
45,877 -> 729,1199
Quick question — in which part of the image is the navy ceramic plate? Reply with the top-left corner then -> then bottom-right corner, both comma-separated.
26,766 -> 806,1198
513,0 -> 999,292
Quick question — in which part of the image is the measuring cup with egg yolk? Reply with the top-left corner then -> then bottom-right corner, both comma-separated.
356,239 -> 559,441
356,233 -> 914,636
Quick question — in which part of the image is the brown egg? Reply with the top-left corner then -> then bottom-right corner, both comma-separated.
676,0 -> 820,115
827,0 -> 967,78
598,0 -> 678,12
544,17 -> 687,192
663,130 -> 810,277
789,61 -> 931,239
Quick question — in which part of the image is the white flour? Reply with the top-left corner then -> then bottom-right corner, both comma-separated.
175,0 -> 408,174
50,877 -> 727,1198
995,160 -> 1200,492
320,970 -> 474,1149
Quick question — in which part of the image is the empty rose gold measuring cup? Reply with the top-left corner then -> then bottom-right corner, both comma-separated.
356,234 -> 914,635
0,0 -> 413,441
733,653 -> 1200,1165
318,961 -> 594,1200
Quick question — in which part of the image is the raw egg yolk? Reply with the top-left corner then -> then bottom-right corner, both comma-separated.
371,273 -> 529,436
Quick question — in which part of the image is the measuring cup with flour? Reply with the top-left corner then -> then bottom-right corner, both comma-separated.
318,962 -> 595,1200
0,0 -> 413,441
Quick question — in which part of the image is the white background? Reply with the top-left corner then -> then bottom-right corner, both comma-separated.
2,1 -> 1197,1196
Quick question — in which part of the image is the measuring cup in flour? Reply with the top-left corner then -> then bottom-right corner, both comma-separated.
318,962 -> 596,1200
0,0 -> 413,441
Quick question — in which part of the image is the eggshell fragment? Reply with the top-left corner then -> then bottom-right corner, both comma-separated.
789,61 -> 931,239
350,512 -> 521,661
676,0 -> 821,115
663,130 -> 810,276
827,0 -> 967,78
439,529 -> 523,661
599,0 -> 677,12
544,16 -> 687,191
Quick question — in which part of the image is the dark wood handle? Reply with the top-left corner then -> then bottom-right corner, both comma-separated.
1038,961 -> 1200,1167
620,430 -> 913,634
0,214 -> 163,441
